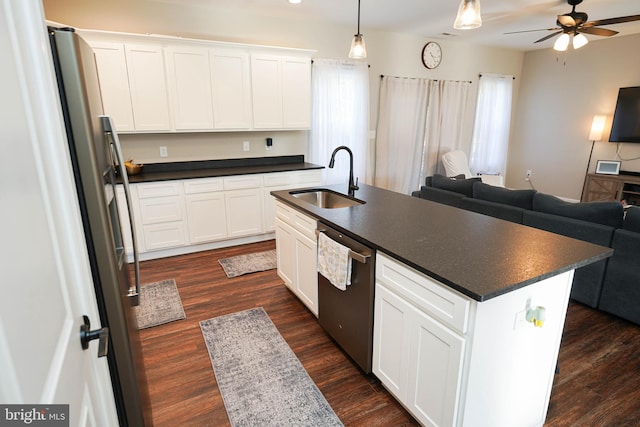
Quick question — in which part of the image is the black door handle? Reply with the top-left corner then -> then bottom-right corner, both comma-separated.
80,315 -> 109,358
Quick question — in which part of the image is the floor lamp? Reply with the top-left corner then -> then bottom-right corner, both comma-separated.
581,115 -> 606,201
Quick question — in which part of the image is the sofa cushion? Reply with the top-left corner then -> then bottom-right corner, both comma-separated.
532,193 -> 624,228
460,197 -> 525,223
419,186 -> 466,208
624,206 -> 640,232
431,174 -> 481,197
472,182 -> 536,210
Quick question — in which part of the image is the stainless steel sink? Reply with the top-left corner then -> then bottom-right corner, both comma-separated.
290,189 -> 365,209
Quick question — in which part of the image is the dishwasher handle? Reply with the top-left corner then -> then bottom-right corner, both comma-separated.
315,229 -> 370,264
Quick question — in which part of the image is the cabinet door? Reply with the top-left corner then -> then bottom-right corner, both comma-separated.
373,284 -> 411,401
282,57 -> 311,129
124,44 -> 172,131
409,308 -> 465,427
210,49 -> 252,129
185,193 -> 227,244
165,46 -> 214,130
91,42 -> 135,132
224,188 -> 263,238
275,217 -> 296,290
250,54 -> 283,129
583,175 -> 623,202
295,232 -> 318,315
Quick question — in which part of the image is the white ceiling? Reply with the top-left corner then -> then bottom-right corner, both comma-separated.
168,0 -> 640,51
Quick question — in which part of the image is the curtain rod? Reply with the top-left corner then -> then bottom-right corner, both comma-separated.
479,73 -> 516,80
311,59 -> 370,68
380,74 -> 472,83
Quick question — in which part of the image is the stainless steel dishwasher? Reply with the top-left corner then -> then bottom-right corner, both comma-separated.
317,225 -> 375,373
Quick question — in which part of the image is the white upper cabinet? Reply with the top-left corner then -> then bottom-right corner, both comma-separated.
82,30 -> 313,133
90,42 -> 135,132
124,44 -> 172,131
251,54 -> 283,129
165,46 -> 214,130
282,56 -> 311,129
210,48 -> 252,130
251,54 -> 312,130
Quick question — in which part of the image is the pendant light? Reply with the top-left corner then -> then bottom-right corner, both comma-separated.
349,0 -> 367,59
453,0 -> 482,30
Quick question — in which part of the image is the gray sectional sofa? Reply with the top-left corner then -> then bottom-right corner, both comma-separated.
412,174 -> 640,325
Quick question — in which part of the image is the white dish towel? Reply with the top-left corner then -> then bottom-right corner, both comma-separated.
317,232 -> 352,291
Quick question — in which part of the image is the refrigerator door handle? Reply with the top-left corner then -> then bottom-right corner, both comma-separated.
100,115 -> 141,306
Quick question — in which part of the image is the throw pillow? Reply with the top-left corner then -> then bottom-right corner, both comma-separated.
624,206 -> 640,233
431,174 -> 481,197
532,193 -> 624,228
472,182 -> 536,209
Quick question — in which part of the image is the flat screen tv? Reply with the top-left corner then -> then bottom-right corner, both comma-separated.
609,86 -> 640,143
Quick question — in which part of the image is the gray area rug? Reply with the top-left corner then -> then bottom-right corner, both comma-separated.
200,307 -> 343,427
218,249 -> 277,278
135,279 -> 186,329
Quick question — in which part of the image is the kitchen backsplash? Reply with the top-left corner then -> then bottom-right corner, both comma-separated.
119,130 -> 310,164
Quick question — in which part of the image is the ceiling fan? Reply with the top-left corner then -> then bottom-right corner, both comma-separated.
506,0 -> 640,51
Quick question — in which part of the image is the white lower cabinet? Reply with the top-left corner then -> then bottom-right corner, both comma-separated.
374,283 -> 464,427
373,252 -> 574,427
274,200 -> 318,315
120,169 -> 320,259
185,192 -> 227,243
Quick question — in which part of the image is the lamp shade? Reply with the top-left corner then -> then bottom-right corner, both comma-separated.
589,115 -> 606,141
454,0 -> 482,30
553,33 -> 570,51
349,34 -> 367,59
573,33 -> 589,49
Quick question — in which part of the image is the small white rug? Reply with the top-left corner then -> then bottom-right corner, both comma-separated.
218,250 -> 277,278
134,279 -> 186,329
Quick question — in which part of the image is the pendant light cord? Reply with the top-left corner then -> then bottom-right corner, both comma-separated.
357,0 -> 361,35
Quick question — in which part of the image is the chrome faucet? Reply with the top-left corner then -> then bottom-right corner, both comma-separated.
329,146 -> 359,196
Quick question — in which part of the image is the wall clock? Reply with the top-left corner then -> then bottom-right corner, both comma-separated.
421,42 -> 442,69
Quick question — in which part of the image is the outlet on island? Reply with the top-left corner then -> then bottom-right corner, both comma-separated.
159,146 -> 168,157
243,141 -> 250,152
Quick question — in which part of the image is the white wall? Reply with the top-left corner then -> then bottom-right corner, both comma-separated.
509,33 -> 640,199
43,0 -> 523,174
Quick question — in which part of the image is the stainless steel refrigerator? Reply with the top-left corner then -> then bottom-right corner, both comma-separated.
48,26 -> 151,426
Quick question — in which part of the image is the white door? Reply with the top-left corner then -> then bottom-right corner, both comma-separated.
0,2 -> 117,425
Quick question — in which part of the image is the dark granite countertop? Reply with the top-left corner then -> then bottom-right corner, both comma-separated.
121,155 -> 324,184
272,183 -> 613,302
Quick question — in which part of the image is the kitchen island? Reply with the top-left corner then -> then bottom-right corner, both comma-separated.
272,183 -> 612,427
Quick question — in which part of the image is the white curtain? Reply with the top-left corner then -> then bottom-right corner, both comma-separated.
469,73 -> 513,176
374,76 -> 470,194
310,58 -> 369,186
374,77 -> 428,194
421,80 -> 470,185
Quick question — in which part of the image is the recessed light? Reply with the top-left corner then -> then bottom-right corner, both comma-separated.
288,0 -> 302,4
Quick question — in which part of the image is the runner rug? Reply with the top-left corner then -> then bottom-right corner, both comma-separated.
218,249 -> 277,278
134,279 -> 186,329
199,307 -> 343,426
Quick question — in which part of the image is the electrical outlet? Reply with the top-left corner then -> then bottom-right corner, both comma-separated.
243,141 -> 250,152
525,170 -> 532,181
159,146 -> 168,157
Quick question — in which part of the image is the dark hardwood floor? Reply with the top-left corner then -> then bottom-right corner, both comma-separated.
134,240 -> 640,426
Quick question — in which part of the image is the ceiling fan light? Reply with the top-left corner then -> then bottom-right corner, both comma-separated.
454,0 -> 482,30
573,33 -> 589,49
553,33 -> 570,51
349,34 -> 367,59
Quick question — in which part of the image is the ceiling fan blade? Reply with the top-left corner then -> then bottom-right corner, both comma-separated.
534,30 -> 563,43
504,27 -> 559,35
586,15 -> 640,27
580,26 -> 619,37
557,15 -> 576,27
